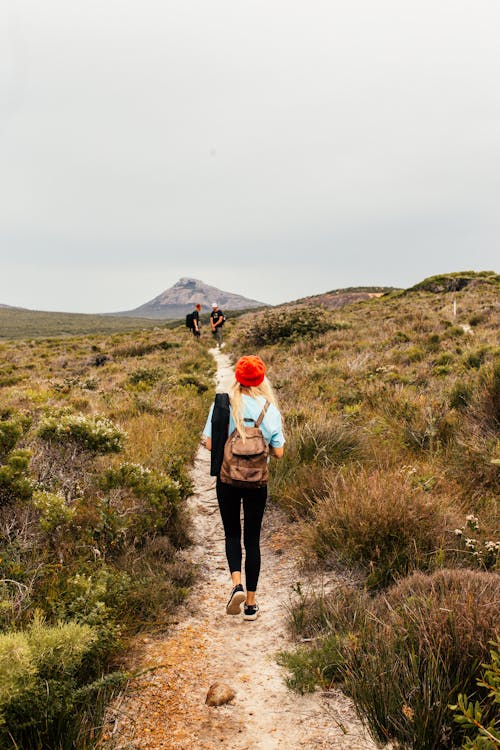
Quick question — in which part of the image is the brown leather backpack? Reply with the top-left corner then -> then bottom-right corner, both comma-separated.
219,401 -> 270,487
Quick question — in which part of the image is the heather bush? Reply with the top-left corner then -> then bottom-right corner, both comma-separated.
271,416 -> 359,517
299,467 -> 451,587
344,570 -> 500,749
281,570 -> 500,749
451,361 -> 500,491
380,389 -> 457,453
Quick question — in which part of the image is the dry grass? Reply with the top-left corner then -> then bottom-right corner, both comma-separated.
299,467 -> 456,587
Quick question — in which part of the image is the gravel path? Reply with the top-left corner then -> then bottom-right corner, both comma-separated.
103,349 -> 380,750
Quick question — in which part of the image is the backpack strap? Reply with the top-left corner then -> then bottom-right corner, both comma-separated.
255,401 -> 270,427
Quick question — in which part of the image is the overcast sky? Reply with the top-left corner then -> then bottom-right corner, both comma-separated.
1,0 -> 499,312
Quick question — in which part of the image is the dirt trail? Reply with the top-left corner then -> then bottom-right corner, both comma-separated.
105,349 -> 379,750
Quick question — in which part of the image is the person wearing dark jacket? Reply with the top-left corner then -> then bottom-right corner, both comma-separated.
191,304 -> 201,338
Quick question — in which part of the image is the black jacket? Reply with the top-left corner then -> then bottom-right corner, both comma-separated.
210,392 -> 230,476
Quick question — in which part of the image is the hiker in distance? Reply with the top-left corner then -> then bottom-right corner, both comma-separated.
202,355 -> 285,621
186,304 -> 201,338
210,302 -> 225,348
191,303 -> 201,338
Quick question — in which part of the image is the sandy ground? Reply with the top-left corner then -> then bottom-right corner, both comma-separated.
103,349 -> 380,750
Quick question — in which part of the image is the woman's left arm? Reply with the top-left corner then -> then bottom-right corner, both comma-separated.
269,444 -> 284,458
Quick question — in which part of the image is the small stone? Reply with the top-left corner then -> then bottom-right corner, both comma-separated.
205,682 -> 236,706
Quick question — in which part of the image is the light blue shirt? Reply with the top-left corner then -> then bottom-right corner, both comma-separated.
203,395 -> 285,448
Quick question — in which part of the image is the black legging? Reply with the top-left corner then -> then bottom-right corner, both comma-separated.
216,478 -> 267,591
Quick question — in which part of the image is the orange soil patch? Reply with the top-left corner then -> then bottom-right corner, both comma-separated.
104,622 -> 219,749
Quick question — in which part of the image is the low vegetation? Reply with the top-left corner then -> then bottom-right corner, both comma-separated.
0,324 -> 213,748
1,271 -> 498,749
0,308 -> 170,339
228,272 -> 499,749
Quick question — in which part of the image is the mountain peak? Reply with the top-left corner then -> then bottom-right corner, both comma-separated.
113,278 -> 267,319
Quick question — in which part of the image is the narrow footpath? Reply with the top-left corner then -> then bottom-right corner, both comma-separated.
104,349 -> 379,750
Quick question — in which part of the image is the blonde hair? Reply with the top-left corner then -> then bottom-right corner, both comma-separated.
230,377 -> 279,440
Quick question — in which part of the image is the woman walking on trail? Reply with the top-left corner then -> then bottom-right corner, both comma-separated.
203,356 -> 285,621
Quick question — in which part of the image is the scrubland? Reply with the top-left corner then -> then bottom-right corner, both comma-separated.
0,326 -> 213,748
227,273 -> 499,750
0,272 -> 498,750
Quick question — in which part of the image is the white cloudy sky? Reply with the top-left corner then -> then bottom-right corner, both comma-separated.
1,0 -> 499,312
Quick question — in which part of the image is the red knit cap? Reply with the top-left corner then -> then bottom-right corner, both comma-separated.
235,356 -> 266,387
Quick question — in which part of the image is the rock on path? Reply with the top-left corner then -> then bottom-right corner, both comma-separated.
103,348 -> 379,749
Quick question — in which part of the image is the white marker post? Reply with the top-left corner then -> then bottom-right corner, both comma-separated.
453,299 -> 457,318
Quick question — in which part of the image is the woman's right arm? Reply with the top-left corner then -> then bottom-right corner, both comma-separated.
269,445 -> 284,458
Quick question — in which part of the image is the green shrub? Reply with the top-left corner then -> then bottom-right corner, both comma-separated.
277,633 -> 345,694
99,462 -> 186,547
435,352 -> 455,366
112,340 -> 180,358
445,326 -> 465,338
37,414 -> 126,454
0,449 -> 32,506
405,346 -> 426,362
127,367 -> 162,387
0,632 -> 35,706
0,616 -> 120,749
250,306 -> 332,345
0,421 -> 23,459
32,491 -> 76,534
425,333 -> 441,351
452,642 -> 500,749
177,374 -> 209,392
278,584 -> 371,694
465,348 -> 490,370
394,331 -> 411,343
469,313 -> 486,327
450,380 -> 473,410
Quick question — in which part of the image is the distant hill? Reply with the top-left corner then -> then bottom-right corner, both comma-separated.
0,303 -> 26,310
111,277 -> 267,319
281,286 -> 399,310
407,271 -> 499,294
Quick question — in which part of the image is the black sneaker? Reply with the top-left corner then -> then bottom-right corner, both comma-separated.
226,584 -> 245,615
243,603 -> 259,621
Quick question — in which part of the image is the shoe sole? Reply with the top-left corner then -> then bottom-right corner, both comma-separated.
243,609 -> 259,621
226,591 -> 246,615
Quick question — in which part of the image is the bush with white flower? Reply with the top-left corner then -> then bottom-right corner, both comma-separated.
32,491 -> 76,534
453,514 -> 499,570
37,414 -> 126,454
